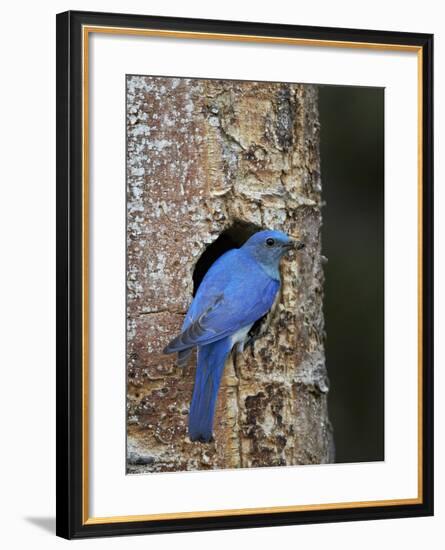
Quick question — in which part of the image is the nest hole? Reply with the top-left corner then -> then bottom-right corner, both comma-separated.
192,220 -> 262,296
192,220 -> 271,345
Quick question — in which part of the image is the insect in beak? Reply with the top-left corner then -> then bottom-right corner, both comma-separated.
283,240 -> 305,251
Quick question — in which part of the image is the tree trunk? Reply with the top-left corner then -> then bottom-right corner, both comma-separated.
126,76 -> 334,473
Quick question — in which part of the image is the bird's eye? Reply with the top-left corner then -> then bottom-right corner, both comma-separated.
266,238 -> 275,247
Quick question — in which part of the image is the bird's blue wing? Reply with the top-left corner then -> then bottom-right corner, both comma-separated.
164,249 -> 279,353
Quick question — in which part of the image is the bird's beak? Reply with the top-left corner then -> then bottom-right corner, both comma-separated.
283,239 -> 305,251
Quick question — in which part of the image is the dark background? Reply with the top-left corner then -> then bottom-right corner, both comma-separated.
318,86 -> 384,463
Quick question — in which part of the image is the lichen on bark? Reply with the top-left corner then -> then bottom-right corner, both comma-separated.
126,75 -> 334,473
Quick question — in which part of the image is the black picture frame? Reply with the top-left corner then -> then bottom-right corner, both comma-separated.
56,10 -> 434,539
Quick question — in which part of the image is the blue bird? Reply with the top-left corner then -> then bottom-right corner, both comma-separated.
163,229 -> 305,443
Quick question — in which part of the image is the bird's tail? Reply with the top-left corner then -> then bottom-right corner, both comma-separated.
189,337 -> 231,443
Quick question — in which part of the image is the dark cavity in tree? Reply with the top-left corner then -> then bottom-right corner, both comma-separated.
192,220 -> 268,345
192,220 -> 262,296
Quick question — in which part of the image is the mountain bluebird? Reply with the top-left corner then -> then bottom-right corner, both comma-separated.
164,229 -> 305,442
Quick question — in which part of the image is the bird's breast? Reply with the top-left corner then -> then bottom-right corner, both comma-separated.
231,324 -> 253,353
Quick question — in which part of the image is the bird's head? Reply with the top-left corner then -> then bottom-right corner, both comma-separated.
241,229 -> 305,275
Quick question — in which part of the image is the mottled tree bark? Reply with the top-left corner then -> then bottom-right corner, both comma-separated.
126,76 -> 334,473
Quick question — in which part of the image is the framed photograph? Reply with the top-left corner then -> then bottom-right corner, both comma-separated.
56,10 -> 433,539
